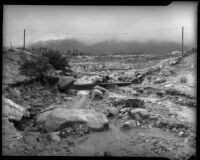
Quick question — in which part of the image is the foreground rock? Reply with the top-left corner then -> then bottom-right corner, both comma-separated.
57,76 -> 75,91
49,132 -> 61,142
3,96 -> 29,121
107,107 -> 119,117
121,120 -> 137,129
91,89 -> 103,100
36,108 -> 109,132
153,77 -> 166,84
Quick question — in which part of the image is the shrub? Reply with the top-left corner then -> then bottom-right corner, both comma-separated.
43,49 -> 71,72
19,56 -> 50,78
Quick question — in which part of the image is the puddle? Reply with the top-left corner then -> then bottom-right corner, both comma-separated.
163,101 -> 196,123
70,122 -> 180,156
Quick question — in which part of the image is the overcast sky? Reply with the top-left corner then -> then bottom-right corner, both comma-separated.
3,2 -> 197,47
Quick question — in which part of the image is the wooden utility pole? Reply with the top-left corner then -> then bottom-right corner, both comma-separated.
10,41 -> 12,50
182,26 -> 184,57
23,29 -> 26,50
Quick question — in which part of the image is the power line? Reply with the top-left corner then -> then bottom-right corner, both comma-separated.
25,27 -> 179,35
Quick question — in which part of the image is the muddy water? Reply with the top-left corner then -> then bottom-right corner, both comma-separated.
70,122 -> 181,157
72,123 -> 142,156
139,96 -> 196,123
163,101 -> 196,123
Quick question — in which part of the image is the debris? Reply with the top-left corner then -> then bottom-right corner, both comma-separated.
9,87 -> 21,97
114,98 -> 145,108
64,97 -> 73,101
184,138 -> 189,143
139,132 -> 144,136
50,132 -> 61,142
121,120 -> 136,129
136,121 -> 140,126
178,131 -> 184,137
93,85 -> 108,93
153,77 -> 166,84
120,107 -> 130,113
130,108 -> 149,120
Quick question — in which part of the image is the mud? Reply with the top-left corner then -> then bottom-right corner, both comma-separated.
2,50 -> 196,159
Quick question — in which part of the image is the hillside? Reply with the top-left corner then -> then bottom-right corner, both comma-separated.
31,39 -> 192,55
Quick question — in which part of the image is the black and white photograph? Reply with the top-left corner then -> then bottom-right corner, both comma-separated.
2,2 -> 197,159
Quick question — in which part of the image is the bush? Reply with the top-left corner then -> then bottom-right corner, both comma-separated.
19,56 -> 50,78
43,49 -> 71,72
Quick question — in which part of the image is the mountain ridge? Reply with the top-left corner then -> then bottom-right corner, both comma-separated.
31,39 -> 191,55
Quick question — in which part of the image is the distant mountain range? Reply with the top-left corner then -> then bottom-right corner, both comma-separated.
31,39 -> 191,55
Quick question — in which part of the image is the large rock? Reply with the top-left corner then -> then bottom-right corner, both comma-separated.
2,96 -> 29,121
49,132 -> 61,142
91,89 -> 103,100
153,77 -> 166,84
36,108 -> 109,132
107,107 -> 119,117
121,120 -> 137,129
130,108 -> 149,120
8,88 -> 21,98
57,76 -> 75,90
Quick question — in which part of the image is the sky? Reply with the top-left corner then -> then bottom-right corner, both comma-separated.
3,2 -> 198,47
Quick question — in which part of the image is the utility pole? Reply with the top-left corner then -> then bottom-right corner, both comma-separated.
10,41 -> 12,50
23,29 -> 26,50
182,26 -> 184,57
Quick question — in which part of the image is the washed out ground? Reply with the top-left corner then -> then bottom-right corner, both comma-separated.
2,49 -> 196,159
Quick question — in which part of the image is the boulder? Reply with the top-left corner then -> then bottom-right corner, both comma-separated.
2,97 -> 29,121
36,108 -> 109,132
91,89 -> 103,100
57,76 -> 75,90
121,120 -> 136,129
93,85 -> 107,93
49,132 -> 61,142
107,107 -> 119,117
153,77 -> 166,84
130,108 -> 149,120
